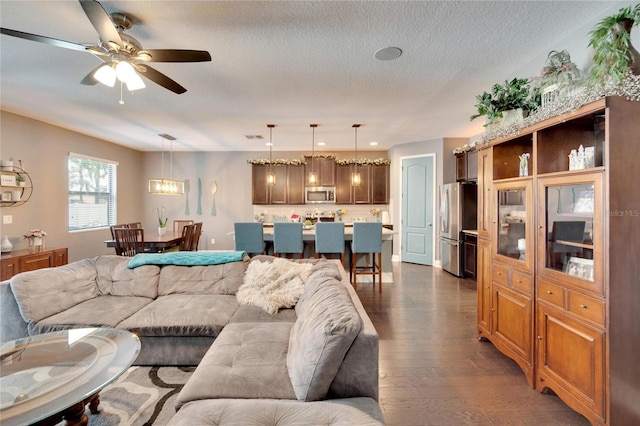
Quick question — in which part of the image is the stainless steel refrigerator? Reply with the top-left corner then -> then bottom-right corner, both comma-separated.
439,182 -> 477,276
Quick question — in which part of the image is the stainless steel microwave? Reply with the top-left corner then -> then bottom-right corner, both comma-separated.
305,187 -> 335,204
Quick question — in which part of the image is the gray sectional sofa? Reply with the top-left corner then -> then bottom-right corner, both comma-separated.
0,254 -> 384,425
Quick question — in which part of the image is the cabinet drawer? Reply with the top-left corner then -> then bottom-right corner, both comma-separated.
511,270 -> 532,293
568,292 -> 605,326
538,280 -> 564,308
492,264 -> 509,285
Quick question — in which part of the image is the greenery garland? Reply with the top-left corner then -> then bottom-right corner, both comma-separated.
248,156 -> 391,166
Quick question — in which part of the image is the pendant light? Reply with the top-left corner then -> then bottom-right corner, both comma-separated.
267,124 -> 276,185
308,124 -> 318,185
148,133 -> 185,194
352,124 -> 361,186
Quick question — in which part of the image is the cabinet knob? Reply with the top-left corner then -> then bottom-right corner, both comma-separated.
537,336 -> 543,340
485,285 -> 489,289
497,271 -> 502,275
546,290 -> 553,295
539,225 -> 543,229
516,279 -> 522,283
580,304 -> 588,309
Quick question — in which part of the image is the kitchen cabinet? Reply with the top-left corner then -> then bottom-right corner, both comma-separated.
1,247 -> 68,280
462,232 -> 477,279
304,156 -> 336,186
335,164 -> 354,204
252,164 -> 305,205
335,163 -> 389,205
476,96 -> 640,425
455,150 -> 478,182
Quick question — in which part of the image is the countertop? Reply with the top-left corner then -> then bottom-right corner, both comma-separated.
462,229 -> 478,236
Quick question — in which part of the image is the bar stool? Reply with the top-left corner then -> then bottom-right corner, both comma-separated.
350,222 -> 383,292
315,222 -> 345,266
273,222 -> 304,259
234,222 -> 264,256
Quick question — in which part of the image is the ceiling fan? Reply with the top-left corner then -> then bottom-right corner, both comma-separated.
0,0 -> 211,94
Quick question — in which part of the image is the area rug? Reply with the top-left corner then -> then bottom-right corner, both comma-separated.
59,366 -> 195,426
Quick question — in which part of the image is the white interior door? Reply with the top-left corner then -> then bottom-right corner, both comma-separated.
401,156 -> 434,265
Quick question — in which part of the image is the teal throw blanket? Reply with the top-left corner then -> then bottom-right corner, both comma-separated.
128,251 -> 247,268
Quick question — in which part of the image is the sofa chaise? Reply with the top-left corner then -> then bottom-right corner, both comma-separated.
0,253 -> 384,425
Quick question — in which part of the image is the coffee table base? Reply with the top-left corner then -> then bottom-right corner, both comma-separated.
31,393 -> 100,426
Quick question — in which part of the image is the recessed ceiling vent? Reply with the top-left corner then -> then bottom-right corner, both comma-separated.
375,46 -> 403,61
245,135 -> 264,140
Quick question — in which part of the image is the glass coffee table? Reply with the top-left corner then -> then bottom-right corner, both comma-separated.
0,328 -> 140,426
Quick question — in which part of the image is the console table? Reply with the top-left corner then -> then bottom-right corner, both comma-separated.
1,247 -> 68,281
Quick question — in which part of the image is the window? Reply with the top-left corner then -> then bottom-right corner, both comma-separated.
68,153 -> 117,231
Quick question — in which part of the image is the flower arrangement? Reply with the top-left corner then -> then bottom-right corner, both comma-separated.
247,158 -> 306,165
370,208 -> 381,220
23,229 -> 47,239
155,206 -> 168,228
335,208 -> 346,219
531,50 -> 582,91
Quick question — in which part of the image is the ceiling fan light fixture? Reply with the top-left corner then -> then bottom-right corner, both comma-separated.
115,60 -> 137,82
94,63 -> 116,87
125,72 -> 146,91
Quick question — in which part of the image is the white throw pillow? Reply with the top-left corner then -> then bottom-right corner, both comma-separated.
236,258 -> 314,314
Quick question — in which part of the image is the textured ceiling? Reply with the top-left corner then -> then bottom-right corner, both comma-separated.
0,1 -> 636,152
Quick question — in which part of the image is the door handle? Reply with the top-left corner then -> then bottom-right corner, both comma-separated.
428,223 -> 432,226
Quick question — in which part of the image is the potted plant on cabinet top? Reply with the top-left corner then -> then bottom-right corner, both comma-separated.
588,3 -> 640,88
470,77 -> 540,129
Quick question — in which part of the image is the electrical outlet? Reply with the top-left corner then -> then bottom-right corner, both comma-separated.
3,215 -> 12,224
210,238 -> 215,244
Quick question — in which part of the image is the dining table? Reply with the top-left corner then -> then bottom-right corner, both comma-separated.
104,230 -> 183,252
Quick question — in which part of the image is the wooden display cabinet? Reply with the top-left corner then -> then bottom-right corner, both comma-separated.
477,148 -> 492,240
476,96 -> 640,425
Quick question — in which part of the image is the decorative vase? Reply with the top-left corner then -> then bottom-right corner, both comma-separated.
1,235 -> 12,253
158,226 -> 167,236
29,237 -> 44,252
619,19 -> 640,75
501,109 -> 524,128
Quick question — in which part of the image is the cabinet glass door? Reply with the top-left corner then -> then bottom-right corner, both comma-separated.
538,173 -> 603,294
493,180 -> 532,270
497,188 -> 527,260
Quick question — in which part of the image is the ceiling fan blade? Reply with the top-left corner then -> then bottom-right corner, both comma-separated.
140,49 -> 212,63
139,65 -> 187,94
79,0 -> 122,48
1,27 -> 89,52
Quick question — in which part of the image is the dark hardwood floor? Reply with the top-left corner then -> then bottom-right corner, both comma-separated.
354,261 -> 591,426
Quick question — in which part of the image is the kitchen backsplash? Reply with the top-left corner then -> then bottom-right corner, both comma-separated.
253,204 -> 391,224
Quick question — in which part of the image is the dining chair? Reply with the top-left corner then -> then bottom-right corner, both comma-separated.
351,222 -> 383,292
314,222 -> 345,265
173,219 -> 195,235
273,222 -> 304,259
110,223 -> 129,239
180,222 -> 202,251
127,222 -> 143,229
234,222 -> 264,256
113,227 -> 145,257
